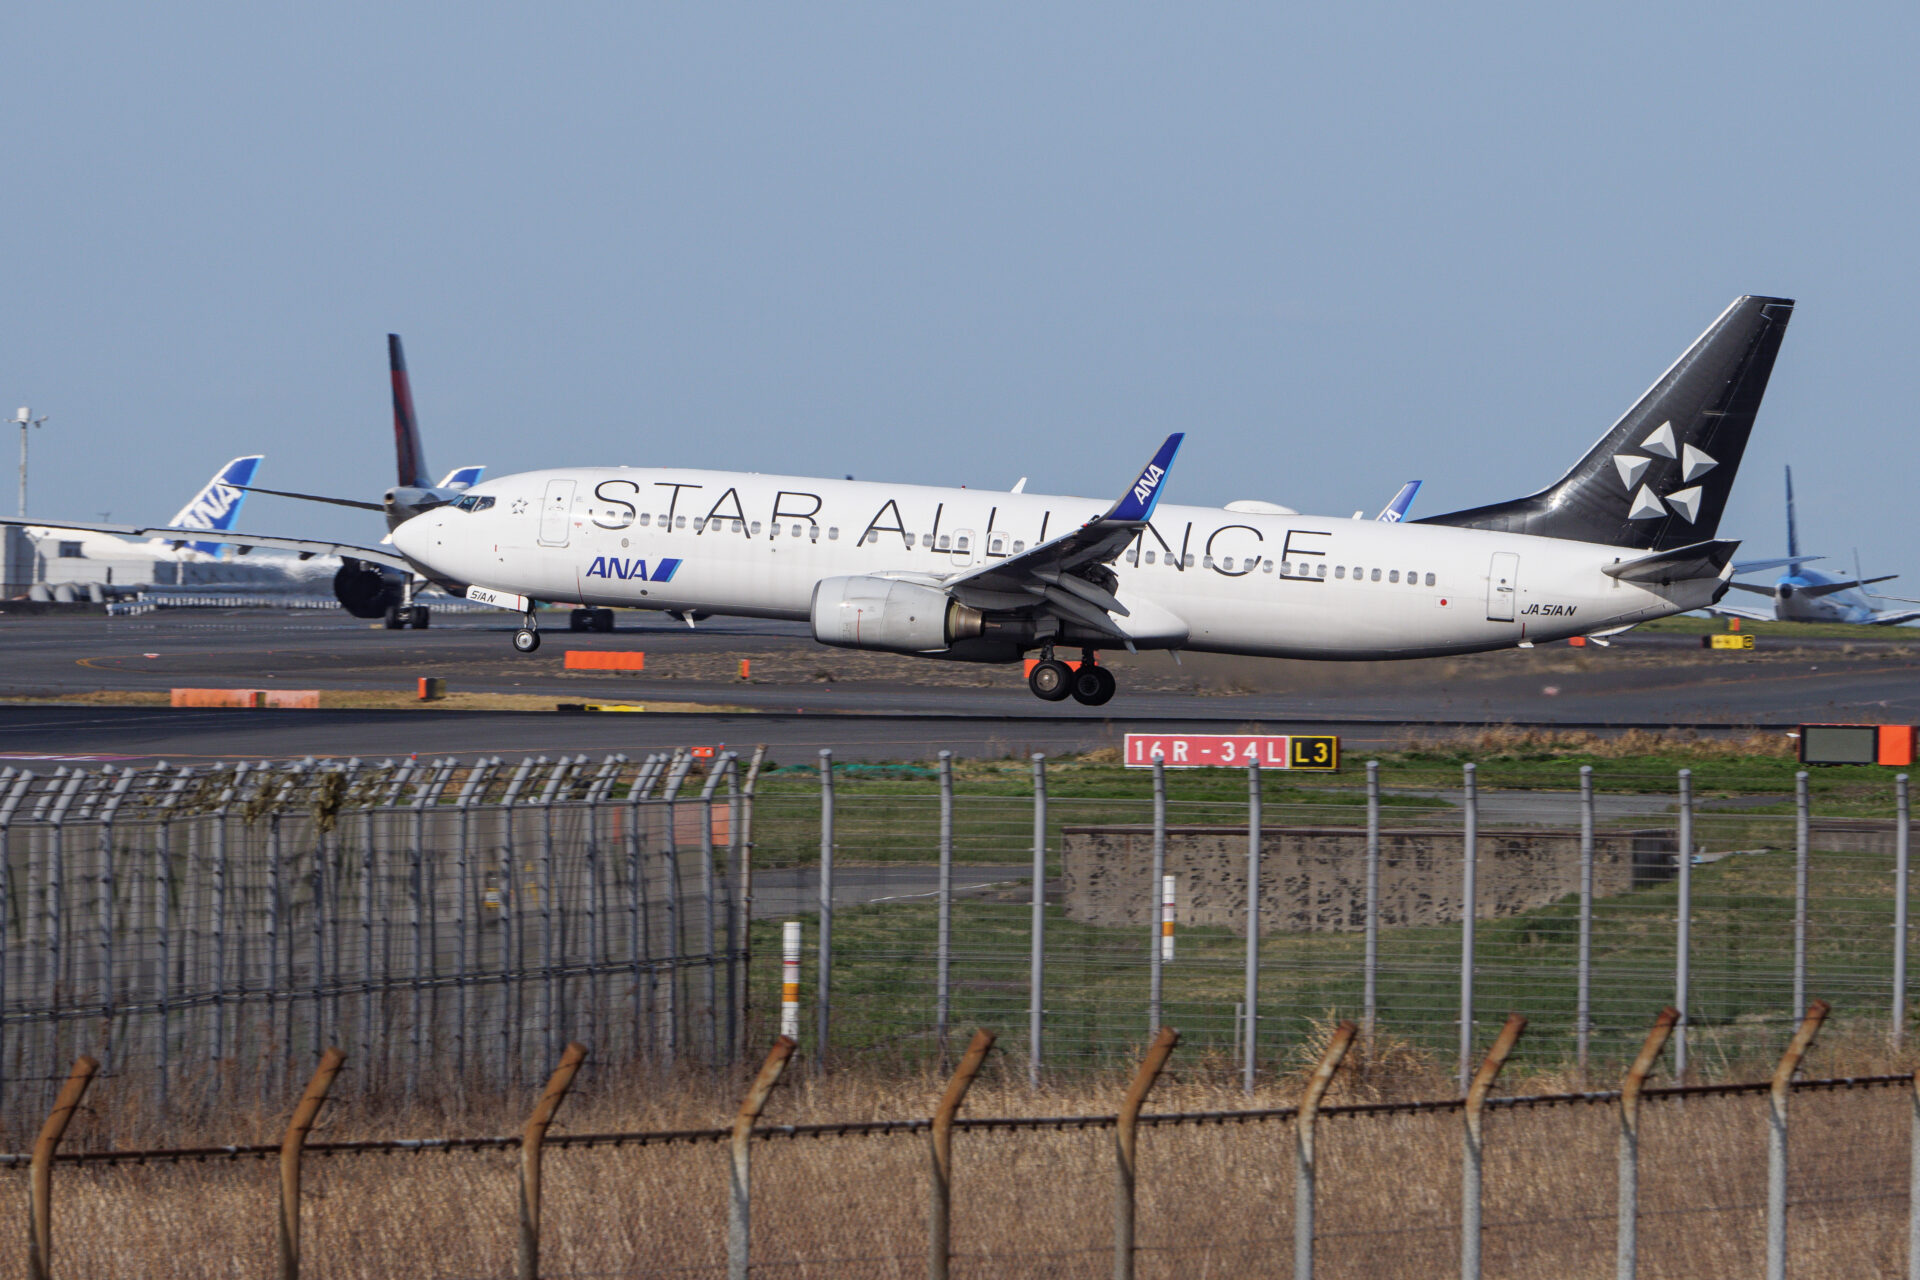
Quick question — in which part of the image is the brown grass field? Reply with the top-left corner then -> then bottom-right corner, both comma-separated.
5,1019 -> 1916,1279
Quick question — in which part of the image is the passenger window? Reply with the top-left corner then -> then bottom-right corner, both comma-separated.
1370,568 -> 1381,582
675,516 -> 686,529
1184,554 -> 1195,568
828,527 -> 839,540
1126,550 -> 1138,564
751,522 -> 761,535
1389,570 -> 1400,583
1406,569 -> 1416,583
1425,572 -> 1435,586
1280,562 -> 1291,575
922,534 -> 934,547
693,517 -> 706,532
792,524 -> 803,538
956,535 -> 969,550
1013,541 -> 1025,553
732,520 -> 744,533
809,526 -> 820,543
937,535 -> 951,550
1335,565 -> 1346,579
1203,556 -> 1215,569
1316,564 -> 1326,578
1262,560 -> 1273,573
639,513 -> 651,527
990,537 -> 1004,554
1145,550 -> 1156,564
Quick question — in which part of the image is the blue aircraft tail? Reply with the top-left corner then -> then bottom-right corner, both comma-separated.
1376,480 -> 1421,523
163,456 -> 263,557
437,466 -> 485,490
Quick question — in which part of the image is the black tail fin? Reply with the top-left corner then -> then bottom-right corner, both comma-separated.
389,334 -> 432,489
1419,295 -> 1794,550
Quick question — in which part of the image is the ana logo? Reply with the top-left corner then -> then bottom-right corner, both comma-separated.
585,557 -> 681,583
1131,464 -> 1165,506
178,484 -> 239,530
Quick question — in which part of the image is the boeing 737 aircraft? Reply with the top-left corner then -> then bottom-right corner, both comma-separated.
5,295 -> 1794,704
1713,466 -> 1920,626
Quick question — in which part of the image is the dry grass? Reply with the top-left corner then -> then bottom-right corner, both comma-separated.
1394,724 -> 1799,760
12,1037 -> 1913,1279
0,688 -> 753,713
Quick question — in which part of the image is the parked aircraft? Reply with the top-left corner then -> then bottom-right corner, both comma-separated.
3,296 -> 1795,704
1713,466 -> 1920,625
24,454 -> 262,567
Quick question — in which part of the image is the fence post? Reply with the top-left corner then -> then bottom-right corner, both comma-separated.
1364,760 -> 1379,1039
928,1029 -> 995,1280
780,922 -> 802,1039
1578,765 -> 1594,1081
1767,999 -> 1827,1280
936,751 -> 954,1067
1114,1026 -> 1179,1280
1794,771 -> 1810,1023
27,1056 -> 98,1280
276,1047 -> 346,1280
699,761 -> 729,1068
1031,753 -> 1047,1087
1462,1013 -> 1525,1280
1149,754 -> 1165,1038
1244,762 -> 1261,1095
1617,1007 -> 1677,1280
1897,774 -> 1910,1051
518,1041 -> 587,1280
729,1036 -> 797,1280
1294,1021 -> 1357,1280
1676,769 -> 1693,1080
817,750 -> 834,1070
1459,764 -> 1479,1092
1908,1067 -> 1920,1280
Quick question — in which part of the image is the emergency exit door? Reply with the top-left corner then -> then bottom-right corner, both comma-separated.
1486,552 -> 1519,621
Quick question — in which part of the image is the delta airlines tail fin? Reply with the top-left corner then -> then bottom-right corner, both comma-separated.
390,334 -> 432,489
159,455 -> 263,558
1421,295 -> 1794,550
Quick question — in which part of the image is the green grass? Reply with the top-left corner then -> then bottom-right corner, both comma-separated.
757,842 -> 1909,1080
1642,614 -> 1920,640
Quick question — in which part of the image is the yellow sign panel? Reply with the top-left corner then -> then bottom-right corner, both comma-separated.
1288,736 -> 1340,771
1706,634 -> 1755,650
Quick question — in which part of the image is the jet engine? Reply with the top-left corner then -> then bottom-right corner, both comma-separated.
333,557 -> 407,619
811,576 -> 986,655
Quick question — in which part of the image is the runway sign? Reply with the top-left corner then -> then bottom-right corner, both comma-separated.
1704,633 -> 1755,650
1798,723 -> 1914,767
1124,733 -> 1339,771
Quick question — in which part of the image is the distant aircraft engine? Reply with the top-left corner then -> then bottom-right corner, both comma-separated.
811,576 -> 985,655
333,557 -> 407,619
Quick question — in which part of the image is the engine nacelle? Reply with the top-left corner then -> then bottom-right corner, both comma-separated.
811,576 -> 984,654
333,557 -> 407,619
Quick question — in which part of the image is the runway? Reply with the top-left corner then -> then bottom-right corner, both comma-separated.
2,608 -> 1918,764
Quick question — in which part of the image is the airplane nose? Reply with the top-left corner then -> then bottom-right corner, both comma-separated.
390,513 -> 432,562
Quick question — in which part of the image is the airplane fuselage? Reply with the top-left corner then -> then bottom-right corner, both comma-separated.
394,467 -> 1723,660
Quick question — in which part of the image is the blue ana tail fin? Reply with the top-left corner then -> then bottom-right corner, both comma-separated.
1376,480 -> 1420,523
164,455 -> 262,557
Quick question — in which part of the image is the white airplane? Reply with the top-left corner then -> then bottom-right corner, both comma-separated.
3,295 -> 1795,705
24,454 -> 263,569
1712,466 -> 1920,626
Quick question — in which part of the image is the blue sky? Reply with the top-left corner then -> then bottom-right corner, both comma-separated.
7,5 -> 1918,580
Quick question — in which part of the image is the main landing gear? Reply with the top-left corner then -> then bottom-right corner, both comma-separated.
569,608 -> 615,633
513,608 -> 542,654
383,580 -> 431,629
1027,647 -> 1116,706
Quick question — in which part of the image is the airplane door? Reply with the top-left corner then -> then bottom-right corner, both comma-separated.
539,479 -> 576,547
1486,552 -> 1519,621
950,529 -> 976,567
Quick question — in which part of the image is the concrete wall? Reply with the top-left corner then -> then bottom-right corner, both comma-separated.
1061,824 -> 1678,934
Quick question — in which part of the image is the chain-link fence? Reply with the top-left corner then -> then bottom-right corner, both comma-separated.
761,754 -> 1918,1083
0,751 -> 757,1132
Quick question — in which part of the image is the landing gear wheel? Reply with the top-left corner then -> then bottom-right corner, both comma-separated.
569,609 -> 591,632
591,609 -> 615,633
383,605 -> 405,630
1028,658 -> 1073,701
411,605 -> 430,630
1070,665 -> 1117,706
513,628 -> 542,654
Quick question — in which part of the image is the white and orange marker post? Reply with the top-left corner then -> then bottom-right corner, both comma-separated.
1160,875 -> 1176,961
780,922 -> 802,1039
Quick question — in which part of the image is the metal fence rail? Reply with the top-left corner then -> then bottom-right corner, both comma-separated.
7,1013 -> 1917,1279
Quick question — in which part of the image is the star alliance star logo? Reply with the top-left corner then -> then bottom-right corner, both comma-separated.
510,498 -> 530,516
1616,421 -> 1715,522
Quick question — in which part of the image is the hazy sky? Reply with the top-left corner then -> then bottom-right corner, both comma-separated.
8,5 -> 1919,582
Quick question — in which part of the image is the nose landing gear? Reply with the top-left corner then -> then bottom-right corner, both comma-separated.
1026,647 -> 1117,705
513,607 -> 542,654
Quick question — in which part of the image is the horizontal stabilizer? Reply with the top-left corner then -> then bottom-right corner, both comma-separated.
1732,555 -> 1824,575
1793,574 -> 1897,600
1603,539 -> 1741,585
1709,603 -> 1775,623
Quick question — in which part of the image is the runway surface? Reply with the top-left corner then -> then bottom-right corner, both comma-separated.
2,608 -> 1917,764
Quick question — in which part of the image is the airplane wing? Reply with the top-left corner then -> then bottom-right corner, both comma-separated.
1732,555 -> 1823,575
1709,603 -> 1776,623
1723,581 -> 1775,596
1869,609 -> 1920,626
0,516 -> 415,574
1791,574 -> 1898,600
940,433 -> 1184,647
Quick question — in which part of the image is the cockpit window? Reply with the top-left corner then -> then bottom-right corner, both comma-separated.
452,495 -> 496,512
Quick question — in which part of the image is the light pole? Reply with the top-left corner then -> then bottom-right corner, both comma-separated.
14,407 -> 48,518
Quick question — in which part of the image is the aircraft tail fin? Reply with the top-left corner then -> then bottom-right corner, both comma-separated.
162,455 -> 263,558
437,465 -> 485,490
390,334 -> 432,489
1376,480 -> 1421,523
1419,295 -> 1795,550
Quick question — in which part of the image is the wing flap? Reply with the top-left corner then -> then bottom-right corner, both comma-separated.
0,516 -> 415,574
1603,539 -> 1741,585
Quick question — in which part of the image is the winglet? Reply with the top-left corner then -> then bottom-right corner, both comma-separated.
1104,433 -> 1184,523
1376,480 -> 1421,523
